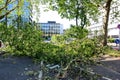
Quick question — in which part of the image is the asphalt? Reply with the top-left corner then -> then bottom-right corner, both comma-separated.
0,55 -> 39,80
92,56 -> 120,80
1,54 -> 120,80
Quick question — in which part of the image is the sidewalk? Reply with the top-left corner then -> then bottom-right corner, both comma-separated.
92,56 -> 120,80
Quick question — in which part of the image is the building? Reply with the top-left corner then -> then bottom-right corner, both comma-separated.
87,1 -> 120,39
38,21 -> 63,40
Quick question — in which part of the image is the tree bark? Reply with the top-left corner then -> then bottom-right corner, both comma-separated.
103,0 -> 112,46
5,0 -> 9,27
0,0 -> 11,12
0,0 -> 18,20
75,0 -> 79,27
0,6 -> 17,20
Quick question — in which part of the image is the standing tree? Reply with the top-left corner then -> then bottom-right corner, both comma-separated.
102,0 -> 112,46
0,0 -> 41,22
48,0 -> 120,46
93,0 -> 120,46
0,0 -> 18,20
48,0 -> 96,27
5,0 -> 9,27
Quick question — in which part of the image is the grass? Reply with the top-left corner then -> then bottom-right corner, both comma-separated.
104,46 -> 120,57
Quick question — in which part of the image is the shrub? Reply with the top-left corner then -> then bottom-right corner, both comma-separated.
108,38 -> 115,43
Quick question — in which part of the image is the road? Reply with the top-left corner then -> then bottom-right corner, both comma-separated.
0,55 -> 39,80
92,56 -> 120,80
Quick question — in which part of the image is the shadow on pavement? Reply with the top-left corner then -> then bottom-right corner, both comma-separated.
92,58 -> 120,80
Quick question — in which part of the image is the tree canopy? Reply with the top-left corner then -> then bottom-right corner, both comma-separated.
48,0 -> 100,27
0,0 -> 41,21
48,0 -> 120,46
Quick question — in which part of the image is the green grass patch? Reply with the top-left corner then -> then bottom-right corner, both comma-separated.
104,46 -> 120,57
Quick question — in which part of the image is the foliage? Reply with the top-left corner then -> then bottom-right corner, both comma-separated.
1,0 -> 118,79
0,0 -> 43,25
48,0 -> 120,46
0,22 -> 109,80
0,0 -> 18,20
38,30 -> 104,79
0,0 -> 32,20
65,25 -> 88,39
33,42 -> 65,64
50,25 -> 104,64
103,46 -> 120,57
0,24 -> 100,67
0,23 -> 43,56
108,38 -> 115,43
48,0 -> 101,27
51,34 -> 66,46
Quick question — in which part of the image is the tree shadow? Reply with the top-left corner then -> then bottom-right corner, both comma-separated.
101,59 -> 120,73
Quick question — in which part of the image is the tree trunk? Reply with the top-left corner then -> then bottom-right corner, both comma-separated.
0,0 -> 18,20
75,0 -> 79,27
5,0 -> 8,27
0,6 -> 17,20
17,0 -> 21,29
76,16 -> 78,26
103,0 -> 112,46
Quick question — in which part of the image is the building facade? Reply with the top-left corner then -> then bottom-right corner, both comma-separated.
39,21 -> 63,40
87,1 -> 120,39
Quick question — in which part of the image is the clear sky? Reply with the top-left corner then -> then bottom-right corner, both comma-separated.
32,6 -> 75,29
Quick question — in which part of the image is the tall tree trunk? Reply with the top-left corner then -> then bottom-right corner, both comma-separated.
75,16 -> 78,26
17,0 -> 21,29
103,0 -> 112,46
5,0 -> 8,27
0,0 -> 18,20
75,0 -> 79,27
5,11 -> 7,27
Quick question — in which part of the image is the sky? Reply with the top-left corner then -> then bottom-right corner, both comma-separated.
32,6 -> 75,29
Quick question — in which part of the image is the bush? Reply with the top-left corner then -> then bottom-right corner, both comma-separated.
108,38 -> 115,43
